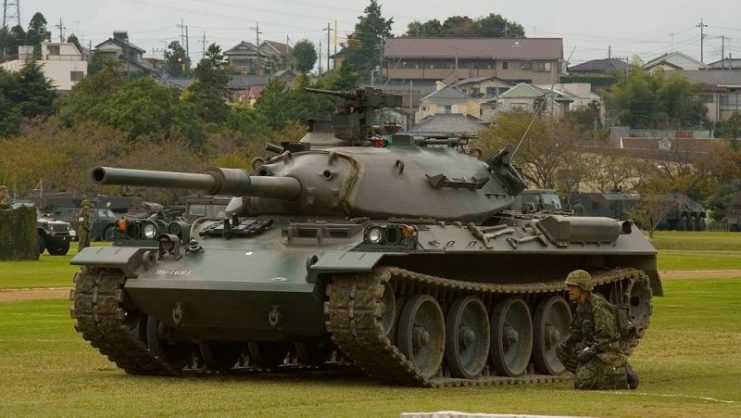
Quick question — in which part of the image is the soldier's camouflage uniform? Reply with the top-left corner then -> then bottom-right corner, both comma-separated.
556,292 -> 629,390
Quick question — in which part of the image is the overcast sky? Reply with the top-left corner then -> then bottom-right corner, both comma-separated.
17,0 -> 741,67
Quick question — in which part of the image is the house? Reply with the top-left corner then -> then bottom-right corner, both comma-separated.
225,40 -> 292,75
416,86 -> 481,123
1,41 -> 87,91
156,74 -> 269,103
496,83 -> 573,117
224,41 -> 265,74
449,76 -> 512,99
707,57 -> 741,70
382,37 -> 562,85
408,114 -> 488,137
644,52 -> 707,73
94,31 -> 155,75
679,69 -> 741,123
568,58 -> 628,74
535,83 -> 598,111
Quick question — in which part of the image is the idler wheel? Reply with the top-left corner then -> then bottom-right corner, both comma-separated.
532,295 -> 571,375
490,297 -> 533,377
445,296 -> 490,379
397,294 -> 445,379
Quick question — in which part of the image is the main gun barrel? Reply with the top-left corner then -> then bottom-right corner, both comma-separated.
92,167 -> 302,200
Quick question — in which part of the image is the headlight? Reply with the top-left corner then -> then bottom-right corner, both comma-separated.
142,222 -> 157,239
365,226 -> 383,244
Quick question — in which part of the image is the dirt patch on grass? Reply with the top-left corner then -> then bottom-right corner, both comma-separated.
0,287 -> 71,302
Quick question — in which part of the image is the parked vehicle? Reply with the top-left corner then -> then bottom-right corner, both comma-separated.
37,209 -> 74,255
564,192 -> 707,231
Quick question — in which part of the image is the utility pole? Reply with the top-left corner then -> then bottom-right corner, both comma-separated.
2,0 -> 21,29
176,20 -> 190,71
55,18 -> 66,42
669,33 -> 675,51
202,32 -> 206,61
323,23 -> 332,71
249,22 -> 262,72
318,39 -> 322,74
696,18 -> 708,63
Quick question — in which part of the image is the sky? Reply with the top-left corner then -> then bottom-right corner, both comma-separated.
14,0 -> 741,68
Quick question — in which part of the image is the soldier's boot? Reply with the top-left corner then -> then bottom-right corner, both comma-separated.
626,362 -> 639,390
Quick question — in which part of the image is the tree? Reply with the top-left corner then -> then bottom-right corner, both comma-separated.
605,65 -> 708,129
405,13 -> 525,37
164,41 -> 189,77
186,43 -> 230,124
66,33 -> 82,52
343,0 -> 393,76
0,61 -> 56,137
292,39 -> 317,73
0,25 -> 26,56
476,113 -> 589,190
26,12 -> 51,58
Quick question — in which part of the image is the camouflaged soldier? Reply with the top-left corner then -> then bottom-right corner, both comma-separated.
77,198 -> 91,252
556,270 -> 639,390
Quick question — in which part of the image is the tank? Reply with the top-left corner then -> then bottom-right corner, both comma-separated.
70,87 -> 661,387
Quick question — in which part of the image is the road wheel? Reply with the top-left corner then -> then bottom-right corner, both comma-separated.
38,232 -> 46,255
397,294 -> 446,379
48,241 -> 70,256
532,296 -> 571,375
490,297 -> 533,377
445,296 -> 490,379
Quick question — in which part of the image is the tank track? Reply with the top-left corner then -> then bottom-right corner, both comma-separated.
70,267 -> 180,376
325,266 -> 650,387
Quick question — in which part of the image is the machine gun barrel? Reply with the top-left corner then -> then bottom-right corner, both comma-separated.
304,87 -> 359,100
92,167 -> 302,200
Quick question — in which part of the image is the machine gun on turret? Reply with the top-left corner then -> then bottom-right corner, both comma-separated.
305,87 -> 402,142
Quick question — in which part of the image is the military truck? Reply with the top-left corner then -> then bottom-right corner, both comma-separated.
564,192 -> 707,231
37,210 -> 74,255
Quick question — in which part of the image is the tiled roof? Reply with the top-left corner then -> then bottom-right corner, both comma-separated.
568,58 -> 628,73
679,70 -> 741,87
384,37 -> 563,60
409,114 -> 487,136
422,86 -> 471,101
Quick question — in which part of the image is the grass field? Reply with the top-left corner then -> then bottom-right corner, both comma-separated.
0,278 -> 738,417
1,232 -> 739,290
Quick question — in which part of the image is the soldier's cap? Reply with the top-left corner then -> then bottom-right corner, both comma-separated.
81,199 -> 90,207
564,269 -> 593,291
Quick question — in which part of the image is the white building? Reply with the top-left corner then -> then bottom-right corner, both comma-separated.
1,42 -> 87,91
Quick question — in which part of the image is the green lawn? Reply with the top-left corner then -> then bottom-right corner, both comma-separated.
1,232 -> 739,289
0,242 -> 109,289
0,279 -> 738,417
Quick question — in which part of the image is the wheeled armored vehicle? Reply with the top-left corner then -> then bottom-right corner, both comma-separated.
71,88 -> 660,387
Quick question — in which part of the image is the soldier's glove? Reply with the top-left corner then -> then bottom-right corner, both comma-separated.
577,346 -> 596,363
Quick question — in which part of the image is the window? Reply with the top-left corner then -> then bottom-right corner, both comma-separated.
502,61 -> 509,70
534,62 -> 552,72
443,105 -> 452,114
70,71 -> 84,82
48,45 -> 60,55
700,94 -> 714,103
520,61 -> 532,70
